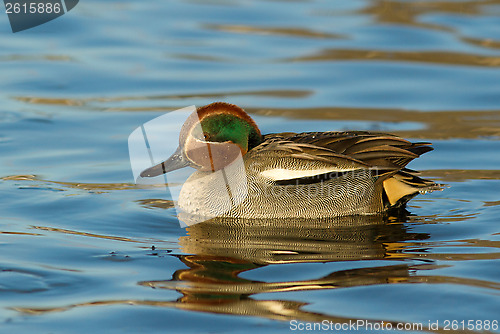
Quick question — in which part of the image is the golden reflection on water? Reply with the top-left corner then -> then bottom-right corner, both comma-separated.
14,89 -> 312,105
354,0 -> 500,40
287,49 -> 500,67
359,0 -> 499,25
1,174 -> 163,193
31,226 -> 140,243
204,23 -> 346,39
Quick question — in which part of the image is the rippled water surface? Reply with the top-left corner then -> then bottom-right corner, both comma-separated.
1,1 -> 500,333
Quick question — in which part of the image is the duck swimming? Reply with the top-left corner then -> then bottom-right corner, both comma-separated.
140,102 -> 441,219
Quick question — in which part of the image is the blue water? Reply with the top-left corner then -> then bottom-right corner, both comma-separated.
1,1 -> 500,333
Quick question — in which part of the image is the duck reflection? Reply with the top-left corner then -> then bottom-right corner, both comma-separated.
139,212 -> 431,322
177,212 -> 427,264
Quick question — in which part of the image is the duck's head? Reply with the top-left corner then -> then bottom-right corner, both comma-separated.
140,102 -> 262,177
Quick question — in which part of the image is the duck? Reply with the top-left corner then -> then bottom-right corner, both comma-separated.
140,102 -> 441,219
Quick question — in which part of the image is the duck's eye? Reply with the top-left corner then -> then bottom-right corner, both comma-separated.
201,131 -> 213,141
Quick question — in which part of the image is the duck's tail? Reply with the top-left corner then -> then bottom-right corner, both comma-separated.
382,170 -> 443,208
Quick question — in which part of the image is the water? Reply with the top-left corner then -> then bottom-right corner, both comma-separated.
1,1 -> 500,333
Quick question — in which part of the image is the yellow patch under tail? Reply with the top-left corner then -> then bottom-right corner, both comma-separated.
383,175 -> 421,206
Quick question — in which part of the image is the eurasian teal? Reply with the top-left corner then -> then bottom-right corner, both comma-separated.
141,102 -> 441,219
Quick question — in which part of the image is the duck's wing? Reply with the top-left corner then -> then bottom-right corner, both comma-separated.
250,133 -> 397,184
255,134 -> 371,168
268,131 -> 432,169
258,131 -> 441,207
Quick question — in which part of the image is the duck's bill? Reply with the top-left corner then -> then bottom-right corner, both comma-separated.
140,147 -> 190,177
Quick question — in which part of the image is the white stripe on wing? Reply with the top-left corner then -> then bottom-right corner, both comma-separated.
259,167 -> 357,181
